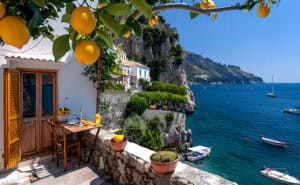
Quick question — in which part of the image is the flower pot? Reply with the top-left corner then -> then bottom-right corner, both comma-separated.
111,139 -> 128,152
162,105 -> 168,110
150,153 -> 179,175
149,104 -> 157,110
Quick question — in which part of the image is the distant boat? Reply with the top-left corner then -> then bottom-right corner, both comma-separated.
283,108 -> 300,115
184,145 -> 211,161
261,135 -> 288,147
261,167 -> 300,185
267,76 -> 276,98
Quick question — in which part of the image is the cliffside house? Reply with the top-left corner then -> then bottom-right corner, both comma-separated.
120,52 -> 150,91
0,54 -> 97,171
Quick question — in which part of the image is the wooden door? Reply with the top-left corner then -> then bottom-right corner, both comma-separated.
21,71 -> 56,156
4,69 -> 21,169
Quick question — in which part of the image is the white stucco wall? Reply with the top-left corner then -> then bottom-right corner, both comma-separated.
58,55 -> 96,121
0,64 -> 5,170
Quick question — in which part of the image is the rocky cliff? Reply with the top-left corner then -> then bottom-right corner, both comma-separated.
185,51 -> 264,84
117,23 -> 195,113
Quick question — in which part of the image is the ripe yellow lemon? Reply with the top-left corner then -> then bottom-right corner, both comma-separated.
0,2 -> 6,19
257,3 -> 270,18
112,134 -> 124,143
207,0 -> 216,8
74,40 -> 101,64
199,2 -> 209,9
148,15 -> 159,26
0,16 -> 30,49
70,6 -> 96,34
123,31 -> 131,39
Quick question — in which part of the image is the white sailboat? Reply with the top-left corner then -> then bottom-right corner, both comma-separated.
267,76 -> 276,98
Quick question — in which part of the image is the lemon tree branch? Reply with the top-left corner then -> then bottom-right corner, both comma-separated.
132,3 -> 250,19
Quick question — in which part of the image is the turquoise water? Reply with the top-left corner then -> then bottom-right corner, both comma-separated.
186,84 -> 300,185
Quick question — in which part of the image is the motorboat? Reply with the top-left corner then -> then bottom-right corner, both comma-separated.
261,167 -> 300,185
283,108 -> 300,115
261,135 -> 288,147
184,145 -> 211,161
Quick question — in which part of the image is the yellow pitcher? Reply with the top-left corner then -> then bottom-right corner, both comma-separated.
94,113 -> 101,126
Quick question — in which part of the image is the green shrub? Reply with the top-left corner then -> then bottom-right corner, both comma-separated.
126,96 -> 148,116
113,84 -> 125,90
165,112 -> 174,128
148,81 -> 187,95
114,128 -> 123,135
142,130 -> 163,151
151,151 -> 178,163
123,115 -> 146,144
147,114 -> 166,132
137,91 -> 187,104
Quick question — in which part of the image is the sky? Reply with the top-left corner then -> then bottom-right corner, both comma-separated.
0,1 -> 299,82
160,0 -> 300,83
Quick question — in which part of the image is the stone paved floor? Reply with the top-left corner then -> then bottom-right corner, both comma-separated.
0,154 -> 116,185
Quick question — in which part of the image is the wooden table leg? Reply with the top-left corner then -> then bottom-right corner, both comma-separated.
63,130 -> 68,171
87,128 -> 101,163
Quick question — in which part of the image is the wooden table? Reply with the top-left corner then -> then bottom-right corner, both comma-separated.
62,121 -> 101,170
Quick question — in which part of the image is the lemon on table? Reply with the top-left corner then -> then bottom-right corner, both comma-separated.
113,134 -> 124,143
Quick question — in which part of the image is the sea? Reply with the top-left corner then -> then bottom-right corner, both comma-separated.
186,84 -> 300,185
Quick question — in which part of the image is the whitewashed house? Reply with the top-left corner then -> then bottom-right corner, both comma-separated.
120,52 -> 150,91
0,53 -> 97,170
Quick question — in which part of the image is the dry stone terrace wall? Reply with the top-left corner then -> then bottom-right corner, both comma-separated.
81,129 -> 237,185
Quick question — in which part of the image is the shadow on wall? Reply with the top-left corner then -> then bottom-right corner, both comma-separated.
58,55 -> 97,120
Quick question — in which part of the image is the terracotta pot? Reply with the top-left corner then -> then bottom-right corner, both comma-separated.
149,104 -> 157,110
162,105 -> 168,110
111,139 -> 128,152
150,154 -> 179,175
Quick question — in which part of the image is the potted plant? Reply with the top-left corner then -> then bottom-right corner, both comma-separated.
57,107 -> 71,123
150,151 -> 179,174
111,130 -> 128,152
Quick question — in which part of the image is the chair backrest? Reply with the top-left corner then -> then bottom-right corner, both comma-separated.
46,119 -> 65,145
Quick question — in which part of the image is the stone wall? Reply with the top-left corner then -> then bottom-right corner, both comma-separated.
99,90 -> 130,129
81,129 -> 237,185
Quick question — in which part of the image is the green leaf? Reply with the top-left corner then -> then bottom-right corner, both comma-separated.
96,30 -> 113,48
52,35 -> 70,60
100,14 -> 124,35
28,12 -> 45,30
31,0 -> 46,7
190,3 -> 200,19
66,2 -> 76,14
126,19 -> 142,36
103,3 -> 131,16
131,0 -> 153,18
61,14 -> 70,23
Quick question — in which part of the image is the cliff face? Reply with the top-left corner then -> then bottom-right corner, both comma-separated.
185,51 -> 264,84
118,23 -> 195,113
118,24 -> 187,86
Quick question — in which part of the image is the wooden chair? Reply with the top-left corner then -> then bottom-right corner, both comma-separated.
47,119 -> 81,170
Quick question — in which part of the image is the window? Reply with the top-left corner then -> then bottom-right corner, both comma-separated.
23,73 -> 36,118
42,74 -> 54,116
144,71 -> 147,78
139,69 -> 142,77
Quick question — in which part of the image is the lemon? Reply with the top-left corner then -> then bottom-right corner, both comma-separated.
0,2 -> 5,19
0,16 -> 30,49
207,0 -> 216,8
199,2 -> 209,9
71,6 -> 96,34
148,15 -> 159,26
113,134 -> 124,143
74,40 -> 101,64
257,3 -> 270,18
123,31 -> 131,39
